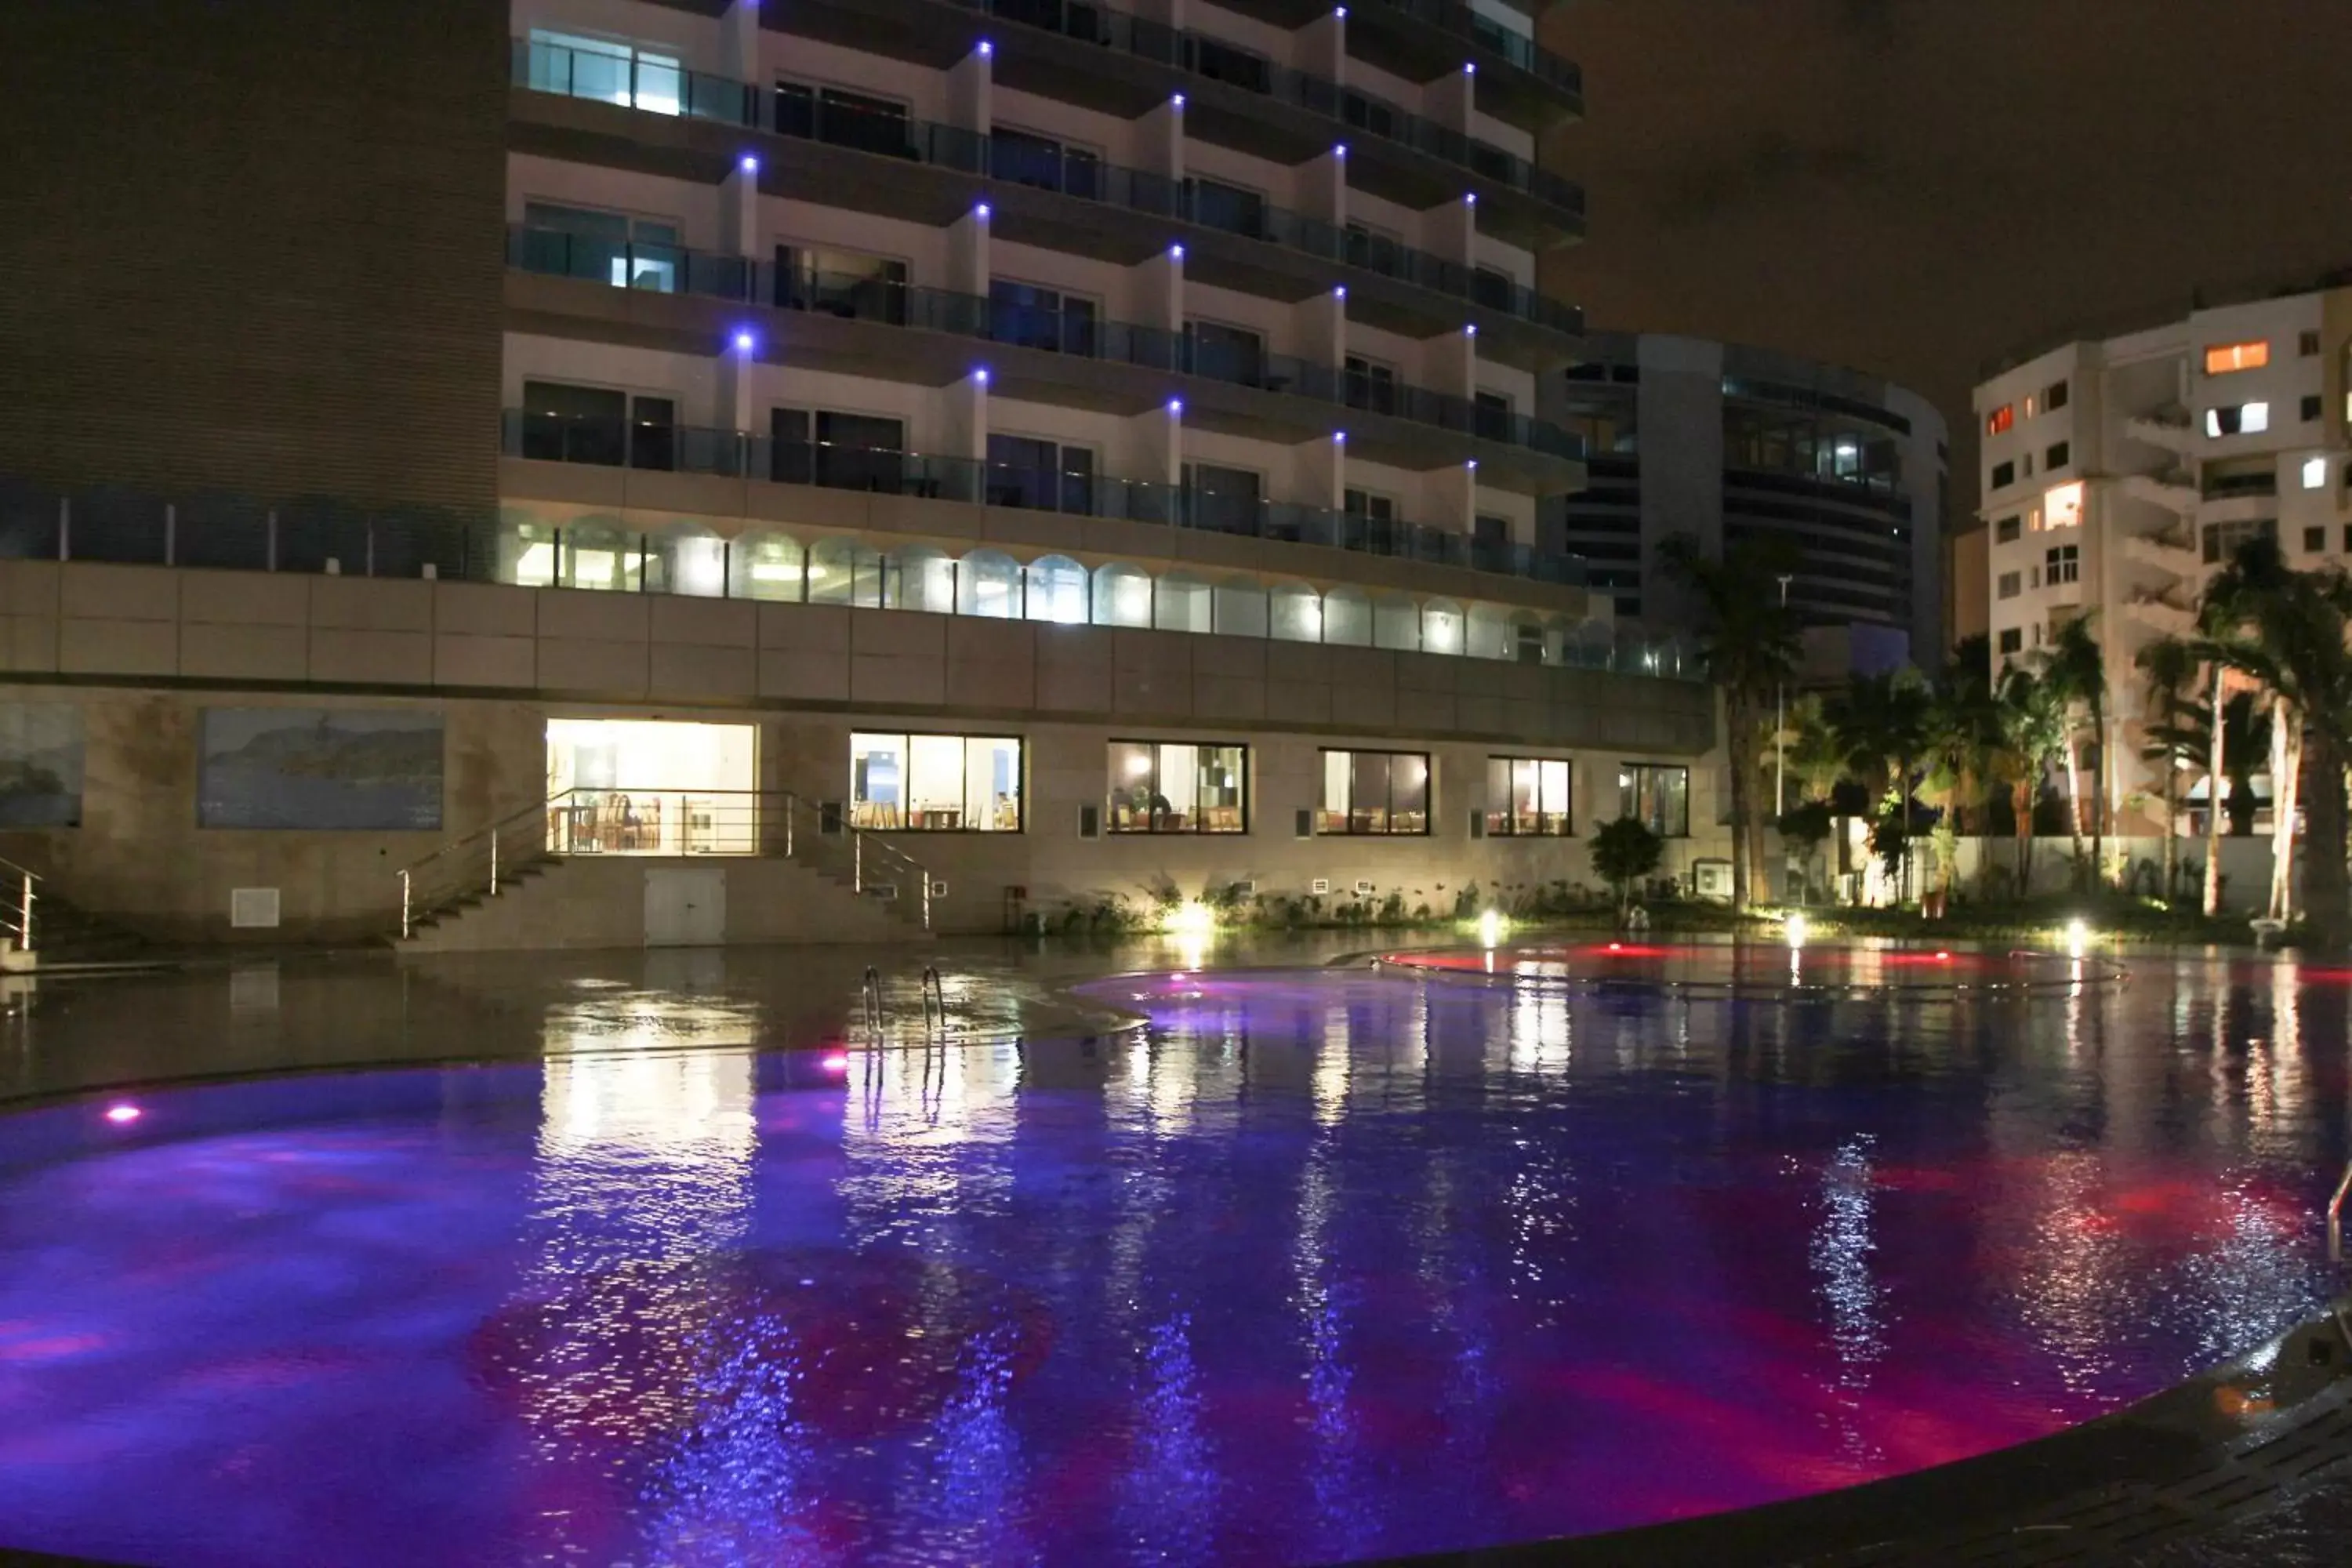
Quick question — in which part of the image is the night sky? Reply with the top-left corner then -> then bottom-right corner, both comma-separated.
1539,0 -> 2352,517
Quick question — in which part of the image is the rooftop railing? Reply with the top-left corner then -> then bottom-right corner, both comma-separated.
515,40 -> 1584,337
509,227 -> 1586,461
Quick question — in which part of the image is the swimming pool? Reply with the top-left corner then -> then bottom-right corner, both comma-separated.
0,948 -> 2340,1566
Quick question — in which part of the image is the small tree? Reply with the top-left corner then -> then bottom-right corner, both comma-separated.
1592,816 -> 1664,919
1777,800 -> 1834,902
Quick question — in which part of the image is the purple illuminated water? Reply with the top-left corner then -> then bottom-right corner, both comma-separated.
0,954 -> 2343,1566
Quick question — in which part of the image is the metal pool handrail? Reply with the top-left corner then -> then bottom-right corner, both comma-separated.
2330,1162 -> 2352,1264
862,965 -> 884,1036
921,965 -> 946,1034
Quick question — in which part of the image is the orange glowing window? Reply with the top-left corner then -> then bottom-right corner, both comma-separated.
2204,340 -> 2270,375
1986,404 -> 2015,435
2044,481 -> 2085,529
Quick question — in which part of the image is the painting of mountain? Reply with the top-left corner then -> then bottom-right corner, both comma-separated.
199,709 -> 443,829
0,706 -> 82,828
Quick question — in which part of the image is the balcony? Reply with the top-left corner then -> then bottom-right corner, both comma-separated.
512,38 -> 1584,344
507,226 -> 1588,467
2123,408 -> 2196,455
2119,525 -> 2196,576
501,411 -> 1588,587
2122,470 -> 2199,515
2123,589 -> 2197,637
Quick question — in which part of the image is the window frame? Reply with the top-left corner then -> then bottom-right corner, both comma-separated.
1617,762 -> 1690,838
1316,748 -> 1432,837
1985,404 -> 2015,435
1105,739 -> 1249,835
1486,756 -> 1574,837
848,731 -> 1025,833
1994,514 -> 2022,543
2204,340 -> 2271,376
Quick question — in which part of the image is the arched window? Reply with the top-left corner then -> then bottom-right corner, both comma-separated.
1025,555 -> 1090,623
886,546 -> 956,614
1269,582 -> 1323,644
1211,575 -> 1269,637
560,519 -> 641,592
808,535 -> 884,607
646,523 -> 727,597
1154,572 -> 1212,634
728,531 -> 804,602
1323,586 -> 1372,646
1372,593 -> 1420,652
1421,597 -> 1465,655
1091,562 -> 1152,627
1465,603 -> 1515,660
1509,612 -> 1546,665
498,514 -> 560,588
956,549 -> 1022,618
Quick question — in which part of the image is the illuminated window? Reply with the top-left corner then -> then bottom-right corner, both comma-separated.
1986,404 -> 2015,435
1107,742 -> 1247,833
850,733 -> 1023,831
1618,764 -> 1690,837
2205,402 -> 2270,437
2205,341 -> 2270,375
1318,750 -> 1429,836
2044,481 -> 2085,528
2305,456 -> 2330,490
1486,757 -> 1573,837
2023,395 -> 2038,419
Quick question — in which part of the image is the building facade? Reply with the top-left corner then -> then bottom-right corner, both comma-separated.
0,0 -> 1732,948
1541,333 -> 1948,671
1973,274 -> 2352,833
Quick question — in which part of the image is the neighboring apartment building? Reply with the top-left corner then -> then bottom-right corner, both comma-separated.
1974,274 -> 2352,833
0,0 -> 1728,946
1542,333 -> 1948,675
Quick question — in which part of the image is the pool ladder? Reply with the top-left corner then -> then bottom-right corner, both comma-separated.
2332,1162 -> 2352,1265
858,964 -> 949,1038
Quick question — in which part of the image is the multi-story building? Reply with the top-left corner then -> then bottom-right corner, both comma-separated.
0,0 -> 1726,946
1542,333 -> 1947,673
1974,273 -> 2352,833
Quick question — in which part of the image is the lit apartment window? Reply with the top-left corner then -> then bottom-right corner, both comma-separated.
2044,544 -> 2079,585
2305,526 -> 2327,554
1986,405 -> 2015,435
1318,750 -> 1429,836
1998,627 -> 2024,655
2045,440 -> 2070,470
527,30 -> 683,115
2023,395 -> 2038,419
2305,456 -> 2331,490
2046,379 -> 2071,409
1991,460 -> 2016,489
2204,341 -> 2270,375
1107,742 -> 1247,833
2300,330 -> 2323,357
1995,515 -> 2021,543
850,733 -> 1023,830
2043,481 -> 2085,529
1619,764 -> 1690,837
2206,402 -> 2270,437
1486,757 -> 1573,837
1997,571 -> 2021,600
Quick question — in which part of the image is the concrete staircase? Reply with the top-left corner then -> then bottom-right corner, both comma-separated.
397,854 -> 931,954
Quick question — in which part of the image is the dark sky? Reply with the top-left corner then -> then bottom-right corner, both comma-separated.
1537,0 -> 2352,517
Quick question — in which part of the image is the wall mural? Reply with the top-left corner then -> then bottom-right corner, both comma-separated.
198,709 -> 444,830
0,705 -> 83,828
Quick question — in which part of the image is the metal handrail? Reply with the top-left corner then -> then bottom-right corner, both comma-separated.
394,786 -> 937,939
2330,1161 -> 2352,1264
0,854 -> 35,954
921,965 -> 946,1034
862,965 -> 884,1035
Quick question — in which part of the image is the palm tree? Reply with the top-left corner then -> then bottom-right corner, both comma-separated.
2205,536 -> 2321,925
2134,633 -> 2201,902
1993,664 -> 2067,898
1828,669 -> 1933,903
1657,534 -> 1804,912
2035,613 -> 2105,888
1922,635 -> 2000,898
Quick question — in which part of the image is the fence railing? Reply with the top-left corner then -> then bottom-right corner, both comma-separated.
514,39 -> 1584,336
0,856 -> 35,956
395,787 -> 934,939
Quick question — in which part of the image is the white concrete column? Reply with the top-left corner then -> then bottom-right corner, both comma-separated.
717,0 -> 760,80
1292,430 -> 1346,510
1294,8 -> 1345,82
1420,322 -> 1477,401
719,151 -> 761,260
720,329 -> 760,433
1425,459 -> 1477,533
1425,61 -> 1476,139
944,367 -> 991,462
1298,285 -> 1348,378
1296,145 -> 1348,230
1138,96 -> 1185,186
1127,245 -> 1185,336
1120,399 -> 1185,496
1425,192 -> 1477,269
947,42 -> 993,137
947,202 -> 991,298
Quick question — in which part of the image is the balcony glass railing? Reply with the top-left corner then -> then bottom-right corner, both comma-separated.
509,229 -> 1585,461
501,412 -> 1587,586
514,41 -> 1582,337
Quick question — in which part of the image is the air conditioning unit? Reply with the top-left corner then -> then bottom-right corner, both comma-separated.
1693,859 -> 1734,901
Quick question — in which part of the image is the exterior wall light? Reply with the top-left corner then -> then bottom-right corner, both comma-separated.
732,330 -> 757,353
1172,93 -> 1185,108
1170,244 -> 1185,260
1167,397 -> 1184,414
978,40 -> 993,56
974,368 -> 991,385
739,154 -> 760,174
975,203 -> 991,220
